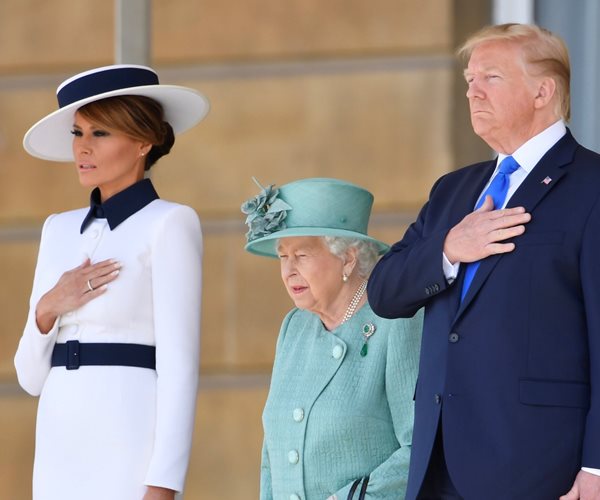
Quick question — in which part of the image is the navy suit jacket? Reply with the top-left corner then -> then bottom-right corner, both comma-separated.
368,130 -> 600,500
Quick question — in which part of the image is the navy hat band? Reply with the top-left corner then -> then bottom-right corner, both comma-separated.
57,66 -> 159,108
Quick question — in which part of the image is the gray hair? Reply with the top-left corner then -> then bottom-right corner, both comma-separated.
323,236 -> 380,278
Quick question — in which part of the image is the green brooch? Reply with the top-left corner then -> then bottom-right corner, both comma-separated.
360,323 -> 376,357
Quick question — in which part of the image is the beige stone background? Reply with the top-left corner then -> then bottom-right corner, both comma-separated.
0,1 -> 492,498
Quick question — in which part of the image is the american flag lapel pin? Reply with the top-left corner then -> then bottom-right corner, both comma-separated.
541,176 -> 552,185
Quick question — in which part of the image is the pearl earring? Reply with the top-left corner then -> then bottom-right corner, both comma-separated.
342,273 -> 348,282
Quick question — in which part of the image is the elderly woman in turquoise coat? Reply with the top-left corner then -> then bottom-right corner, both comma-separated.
242,178 -> 422,500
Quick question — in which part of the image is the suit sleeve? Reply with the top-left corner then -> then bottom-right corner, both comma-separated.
579,195 -> 600,468
14,215 -> 61,396
333,309 -> 423,499
368,178 -> 454,319
144,205 -> 203,492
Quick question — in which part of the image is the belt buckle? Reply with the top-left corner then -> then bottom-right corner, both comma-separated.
66,340 -> 80,370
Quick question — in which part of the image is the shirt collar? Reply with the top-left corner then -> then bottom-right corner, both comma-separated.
497,120 -> 567,173
80,178 -> 159,233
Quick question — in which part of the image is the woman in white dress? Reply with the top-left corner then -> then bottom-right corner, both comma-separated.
14,65 -> 209,500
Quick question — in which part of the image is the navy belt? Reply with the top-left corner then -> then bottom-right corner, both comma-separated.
51,340 -> 156,370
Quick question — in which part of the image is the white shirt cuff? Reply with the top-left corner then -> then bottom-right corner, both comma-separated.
442,253 -> 460,284
582,467 -> 600,476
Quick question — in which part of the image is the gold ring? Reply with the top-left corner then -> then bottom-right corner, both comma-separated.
86,279 -> 94,292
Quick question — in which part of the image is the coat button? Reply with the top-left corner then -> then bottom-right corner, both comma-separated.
332,344 -> 343,359
290,495 -> 301,500
288,449 -> 299,464
293,408 -> 304,422
434,394 -> 441,404
449,332 -> 460,343
425,287 -> 431,295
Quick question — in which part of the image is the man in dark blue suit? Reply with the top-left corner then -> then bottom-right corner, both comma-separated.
368,23 -> 600,500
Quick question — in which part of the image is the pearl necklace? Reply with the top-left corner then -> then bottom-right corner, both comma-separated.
341,279 -> 368,325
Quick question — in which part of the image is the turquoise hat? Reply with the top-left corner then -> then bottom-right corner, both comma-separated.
241,177 -> 389,258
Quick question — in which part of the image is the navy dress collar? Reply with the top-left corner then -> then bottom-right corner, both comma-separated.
80,178 -> 159,233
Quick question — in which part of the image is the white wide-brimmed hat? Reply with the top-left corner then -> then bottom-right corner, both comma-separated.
23,64 -> 210,162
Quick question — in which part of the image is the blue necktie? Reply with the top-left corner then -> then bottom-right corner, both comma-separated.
460,156 -> 520,301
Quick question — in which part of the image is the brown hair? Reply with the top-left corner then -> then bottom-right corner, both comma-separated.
458,23 -> 571,121
77,95 -> 175,170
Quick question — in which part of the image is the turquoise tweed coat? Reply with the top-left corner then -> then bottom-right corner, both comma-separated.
260,303 -> 423,500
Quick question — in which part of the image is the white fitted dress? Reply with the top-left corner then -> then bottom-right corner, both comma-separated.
15,181 -> 202,500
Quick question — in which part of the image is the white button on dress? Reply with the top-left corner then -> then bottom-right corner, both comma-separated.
292,408 -> 304,422
332,344 -> 343,359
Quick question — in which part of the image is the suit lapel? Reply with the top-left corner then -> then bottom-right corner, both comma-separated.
449,160 -> 497,226
454,130 -> 578,320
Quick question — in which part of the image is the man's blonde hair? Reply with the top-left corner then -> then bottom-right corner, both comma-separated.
458,23 -> 571,121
